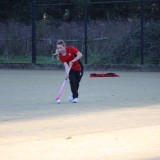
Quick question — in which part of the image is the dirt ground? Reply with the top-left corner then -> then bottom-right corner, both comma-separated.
0,69 -> 160,160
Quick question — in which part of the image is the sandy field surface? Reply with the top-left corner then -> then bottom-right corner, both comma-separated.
0,69 -> 160,160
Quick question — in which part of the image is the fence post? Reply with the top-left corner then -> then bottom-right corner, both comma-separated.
140,0 -> 144,65
84,0 -> 88,64
32,0 -> 36,64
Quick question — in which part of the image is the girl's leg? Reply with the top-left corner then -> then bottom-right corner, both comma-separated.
75,70 -> 83,91
69,70 -> 78,98
69,70 -> 83,99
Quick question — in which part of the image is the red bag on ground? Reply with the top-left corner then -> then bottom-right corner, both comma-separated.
90,73 -> 119,77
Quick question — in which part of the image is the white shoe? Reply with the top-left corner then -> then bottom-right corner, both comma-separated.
72,98 -> 78,103
68,95 -> 73,102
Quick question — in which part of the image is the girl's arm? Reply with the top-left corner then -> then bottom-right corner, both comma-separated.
69,52 -> 83,67
53,49 -> 60,60
64,62 -> 70,79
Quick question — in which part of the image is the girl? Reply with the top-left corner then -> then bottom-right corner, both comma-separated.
55,40 -> 83,103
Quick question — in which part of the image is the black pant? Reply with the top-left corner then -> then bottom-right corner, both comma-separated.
69,69 -> 83,99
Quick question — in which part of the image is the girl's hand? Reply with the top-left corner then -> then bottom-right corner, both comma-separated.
52,49 -> 59,56
69,61 -> 73,68
65,72 -> 69,80
55,49 -> 59,55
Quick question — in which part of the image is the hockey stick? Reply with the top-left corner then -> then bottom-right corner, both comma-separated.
55,67 -> 71,100
55,79 -> 68,100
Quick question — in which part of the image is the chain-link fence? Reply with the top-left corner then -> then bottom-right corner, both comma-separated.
0,0 -> 159,65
